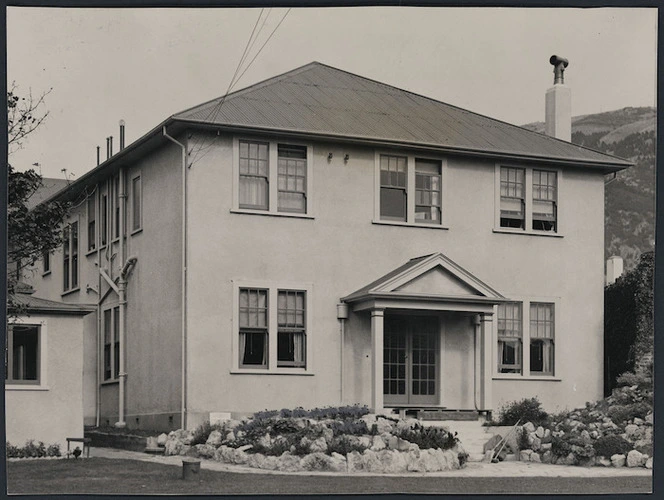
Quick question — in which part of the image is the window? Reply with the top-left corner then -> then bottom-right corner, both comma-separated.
500,167 -> 525,229
131,175 -> 142,232
235,282 -> 312,372
63,221 -> 79,292
530,303 -> 554,375
278,145 -> 307,213
238,288 -> 268,368
6,324 -> 40,385
113,175 -> 120,240
239,140 -> 269,210
380,155 -> 407,221
103,306 -> 120,380
277,290 -> 306,367
87,193 -> 96,252
415,160 -> 442,224
100,193 -> 108,247
42,251 -> 50,274
532,170 -> 557,231
497,302 -> 522,374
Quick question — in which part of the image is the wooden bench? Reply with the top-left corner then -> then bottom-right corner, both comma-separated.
66,437 -> 91,458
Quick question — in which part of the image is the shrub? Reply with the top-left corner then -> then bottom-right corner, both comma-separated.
497,397 -> 549,426
397,423 -> 459,451
616,370 -> 652,391
329,419 -> 369,437
253,409 -> 279,420
592,435 -> 632,458
254,405 -> 370,421
6,440 -> 59,458
327,435 -> 369,455
607,402 -> 651,424
190,421 -> 224,446
517,427 -> 530,451
46,444 -> 61,457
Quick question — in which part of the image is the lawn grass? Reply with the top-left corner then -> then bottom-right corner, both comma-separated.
6,458 -> 653,495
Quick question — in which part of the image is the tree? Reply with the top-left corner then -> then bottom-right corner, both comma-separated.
7,84 -> 70,308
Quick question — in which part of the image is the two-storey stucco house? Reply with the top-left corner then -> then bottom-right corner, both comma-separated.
26,61 -> 632,431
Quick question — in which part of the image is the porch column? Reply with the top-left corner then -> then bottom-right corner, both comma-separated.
480,313 -> 494,412
371,308 -> 385,413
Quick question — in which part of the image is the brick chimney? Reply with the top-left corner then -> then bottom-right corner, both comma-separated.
545,55 -> 571,142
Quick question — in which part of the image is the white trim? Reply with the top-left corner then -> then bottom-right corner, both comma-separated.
494,163 -> 564,237
232,136 -> 314,217
130,172 -> 143,233
5,318 -> 48,389
231,279 -> 314,374
374,150 -> 448,227
493,294 -> 561,379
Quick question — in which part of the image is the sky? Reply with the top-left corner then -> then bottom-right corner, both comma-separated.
6,6 -> 658,180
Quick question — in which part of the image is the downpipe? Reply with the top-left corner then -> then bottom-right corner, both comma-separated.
163,126 -> 188,430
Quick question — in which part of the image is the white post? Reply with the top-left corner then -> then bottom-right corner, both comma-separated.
481,313 -> 494,412
371,309 -> 385,413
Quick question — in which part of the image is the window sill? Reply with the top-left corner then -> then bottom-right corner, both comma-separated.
6,385 -> 49,391
61,287 -> 80,297
230,369 -> 314,376
493,375 -> 561,381
131,227 -> 143,236
42,271 -> 51,277
493,228 -> 563,238
101,379 -> 120,386
230,209 -> 314,220
86,248 -> 97,257
372,220 -> 449,230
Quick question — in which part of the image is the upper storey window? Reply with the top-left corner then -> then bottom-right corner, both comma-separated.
495,165 -> 561,236
375,153 -> 447,229
234,138 -> 312,218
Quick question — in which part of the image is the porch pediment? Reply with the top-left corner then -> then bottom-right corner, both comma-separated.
342,252 -> 505,312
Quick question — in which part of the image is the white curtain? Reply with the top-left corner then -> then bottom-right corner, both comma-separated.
293,333 -> 305,364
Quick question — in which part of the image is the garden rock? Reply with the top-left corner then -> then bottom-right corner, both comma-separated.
519,449 -> 533,462
347,451 -> 365,472
611,454 -> 626,467
195,444 -> 217,459
626,450 -> 644,467
258,433 -> 273,450
535,426 -> 545,438
309,437 -> 328,454
531,436 -> 542,451
624,424 -> 640,440
206,430 -> 223,446
275,453 -> 302,472
378,449 -> 408,473
396,437 -> 411,452
523,422 -> 536,433
597,457 -> 612,467
225,431 -> 235,443
530,452 -> 541,463
322,427 -> 334,444
157,433 -> 168,446
164,438 -> 184,456
358,436 -> 373,449
370,435 -> 386,451
483,434 -> 502,454
541,451 -> 552,464
386,435 -> 398,450
375,417 -> 395,434
633,417 -> 644,425
645,413 -> 653,425
301,452 -> 334,471
645,458 -> 653,469
540,443 -> 551,451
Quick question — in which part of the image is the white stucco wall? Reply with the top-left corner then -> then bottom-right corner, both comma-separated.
5,313 -> 87,452
184,131 -> 606,421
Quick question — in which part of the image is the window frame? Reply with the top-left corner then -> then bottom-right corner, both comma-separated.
493,164 -> 563,237
87,190 -> 97,253
100,183 -> 108,249
232,280 -> 313,374
529,302 -> 555,376
232,136 -> 314,218
373,151 -> 448,229
131,173 -> 143,234
62,218 -> 80,294
497,301 -> 523,374
6,323 -> 42,386
102,305 -> 121,382
493,296 -> 560,380
42,250 -> 51,276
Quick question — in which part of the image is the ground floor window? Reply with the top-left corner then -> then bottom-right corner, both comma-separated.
497,302 -> 522,374
530,302 -> 555,375
6,324 -> 40,384
103,306 -> 120,380
235,283 -> 311,371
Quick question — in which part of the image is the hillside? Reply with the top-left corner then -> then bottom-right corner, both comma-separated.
523,107 -> 656,270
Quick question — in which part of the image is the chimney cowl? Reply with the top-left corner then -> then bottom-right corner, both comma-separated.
550,55 -> 569,85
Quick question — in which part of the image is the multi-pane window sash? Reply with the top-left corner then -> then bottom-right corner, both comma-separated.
500,167 -> 525,229
497,302 -> 522,374
277,145 -> 307,213
43,251 -> 50,274
415,160 -> 442,224
380,155 -> 407,221
63,222 -> 79,291
103,306 -> 120,381
530,303 -> 555,375
100,194 -> 108,247
6,325 -> 40,384
87,194 -> 96,252
277,290 -> 306,367
113,175 -> 120,239
532,170 -> 557,232
132,176 -> 142,231
239,141 -> 269,210
239,288 -> 268,368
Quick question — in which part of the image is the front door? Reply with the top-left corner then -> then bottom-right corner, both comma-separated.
383,315 -> 439,406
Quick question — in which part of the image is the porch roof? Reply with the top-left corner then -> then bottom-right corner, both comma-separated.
341,252 -> 507,312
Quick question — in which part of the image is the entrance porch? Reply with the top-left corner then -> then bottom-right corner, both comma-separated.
341,252 -> 506,415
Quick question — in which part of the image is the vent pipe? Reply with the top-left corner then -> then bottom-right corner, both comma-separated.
545,55 -> 571,142
119,119 -> 126,150
109,136 -> 114,156
106,137 -> 110,160
97,146 -> 100,166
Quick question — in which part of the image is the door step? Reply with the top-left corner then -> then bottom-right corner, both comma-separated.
419,410 -> 479,421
